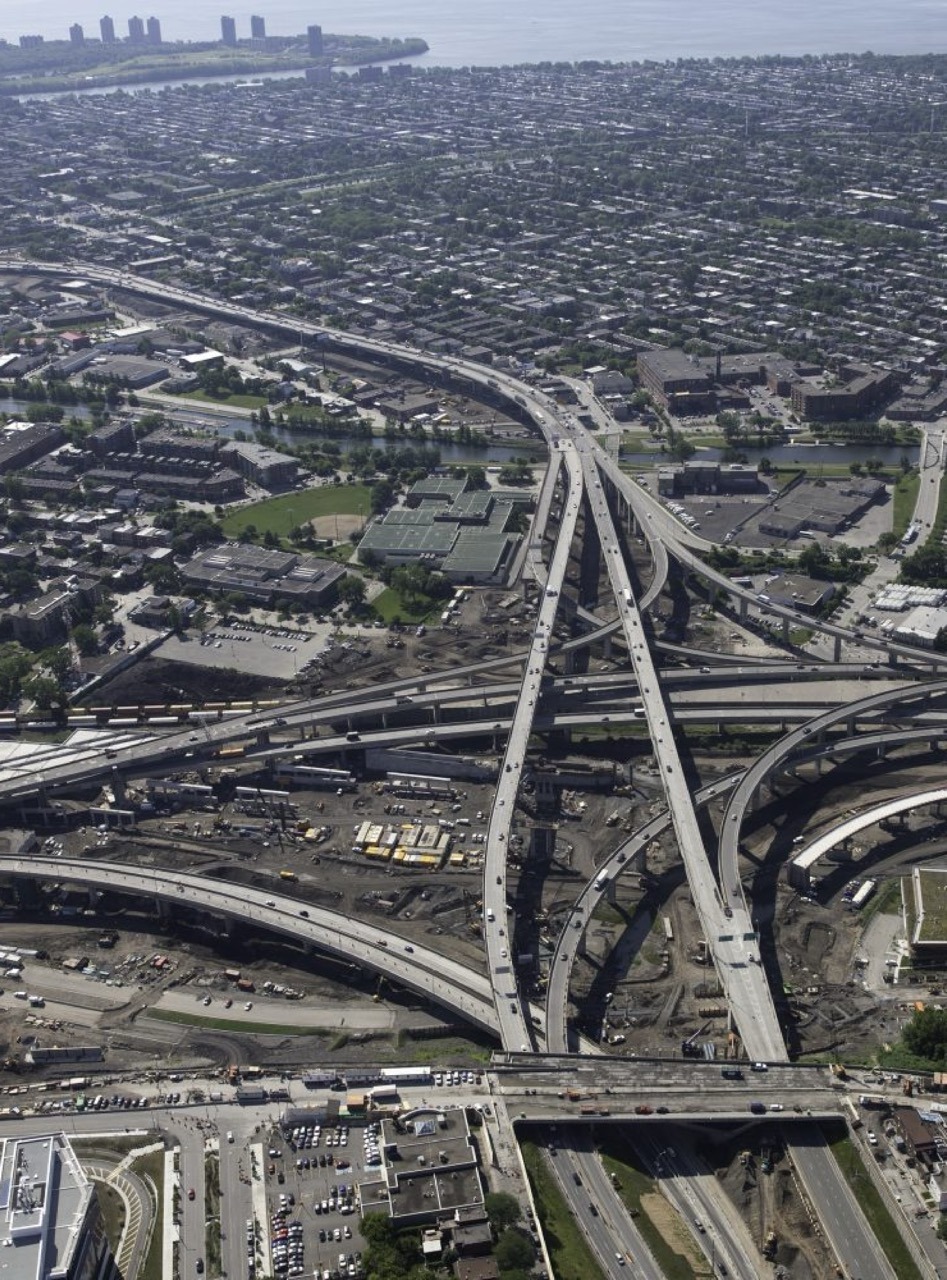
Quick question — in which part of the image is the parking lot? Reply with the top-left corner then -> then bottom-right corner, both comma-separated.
154,618 -> 328,680
264,1118 -> 373,1279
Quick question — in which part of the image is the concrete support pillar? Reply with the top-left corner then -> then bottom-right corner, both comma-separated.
534,775 -> 558,808
846,716 -> 855,734
603,634 -> 613,661
739,598 -> 748,622
562,648 -> 575,676
781,616 -> 790,642
833,635 -> 842,662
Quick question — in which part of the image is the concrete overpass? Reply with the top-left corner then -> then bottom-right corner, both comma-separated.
0,257 -> 906,1280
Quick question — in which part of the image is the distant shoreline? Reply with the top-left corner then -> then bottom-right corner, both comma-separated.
0,34 -> 429,97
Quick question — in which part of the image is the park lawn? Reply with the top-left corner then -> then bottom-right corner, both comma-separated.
370,587 -> 437,625
221,485 -> 372,539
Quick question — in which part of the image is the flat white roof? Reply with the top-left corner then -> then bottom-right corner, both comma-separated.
0,1131 -> 93,1280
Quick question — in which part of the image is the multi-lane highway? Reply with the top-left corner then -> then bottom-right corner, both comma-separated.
0,256 -> 922,1280
484,438 -> 584,1052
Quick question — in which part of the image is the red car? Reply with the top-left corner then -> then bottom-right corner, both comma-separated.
188,1188 -> 195,1201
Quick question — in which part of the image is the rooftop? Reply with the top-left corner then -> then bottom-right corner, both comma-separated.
0,1131 -> 97,1280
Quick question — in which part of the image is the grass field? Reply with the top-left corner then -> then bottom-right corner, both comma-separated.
370,587 -> 436,625
520,1141 -> 605,1280
221,484 -> 372,539
829,1134 -> 923,1280
600,1148 -> 710,1280
174,388 -> 268,410
892,470 -> 921,540
205,1153 -> 222,1276
134,1149 -> 166,1280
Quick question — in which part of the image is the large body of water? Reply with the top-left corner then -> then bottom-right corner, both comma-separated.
2,0 -> 946,66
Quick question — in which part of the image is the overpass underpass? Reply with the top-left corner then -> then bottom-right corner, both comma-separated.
593,447 -> 947,672
719,676 -> 947,923
1,257 -> 904,1280
0,856 -> 510,1035
483,437 -> 585,1053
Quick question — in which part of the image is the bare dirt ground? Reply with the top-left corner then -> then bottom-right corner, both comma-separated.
713,1131 -> 839,1279
308,512 -> 363,539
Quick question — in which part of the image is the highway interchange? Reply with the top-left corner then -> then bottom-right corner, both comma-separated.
2,257 -> 946,1279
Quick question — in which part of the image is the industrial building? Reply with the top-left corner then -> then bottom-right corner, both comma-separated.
657,461 -> 760,496
0,1130 -> 119,1280
359,481 -> 532,584
758,477 -> 885,539
892,606 -> 947,648
358,1109 -> 485,1227
181,544 -> 346,608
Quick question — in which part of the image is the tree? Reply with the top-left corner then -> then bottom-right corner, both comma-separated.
359,1215 -> 396,1247
494,1230 -> 535,1272
484,1192 -> 521,1231
45,647 -> 73,682
71,624 -> 98,656
798,541 -> 830,578
337,575 -> 367,609
903,1006 -> 947,1062
27,675 -> 64,711
370,479 -> 395,514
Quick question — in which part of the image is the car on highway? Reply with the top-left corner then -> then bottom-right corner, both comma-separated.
188,1187 -> 195,1200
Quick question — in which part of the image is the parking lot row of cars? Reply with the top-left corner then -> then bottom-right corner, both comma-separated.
271,1203 -> 306,1277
